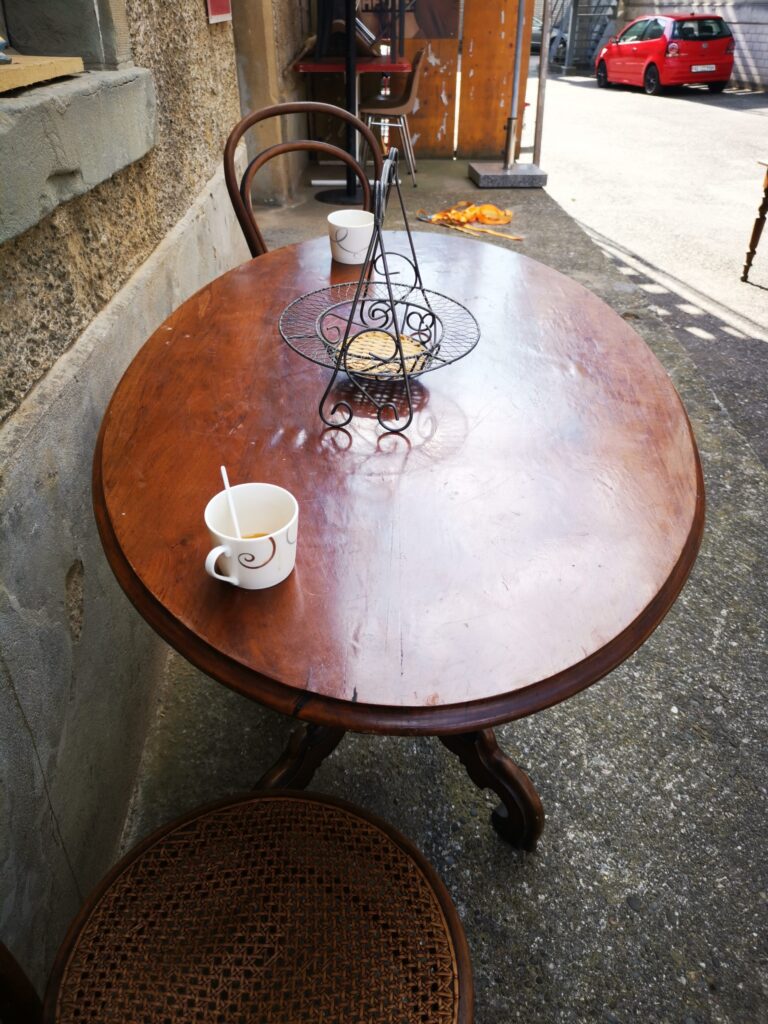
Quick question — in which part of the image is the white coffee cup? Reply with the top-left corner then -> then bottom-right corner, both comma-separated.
327,209 -> 375,264
204,482 -> 299,590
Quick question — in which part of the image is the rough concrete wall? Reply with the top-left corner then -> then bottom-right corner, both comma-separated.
621,0 -> 768,87
0,0 -> 246,990
0,159 -> 249,990
0,0 -> 241,424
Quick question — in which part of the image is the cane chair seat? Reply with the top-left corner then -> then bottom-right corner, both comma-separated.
42,792 -> 472,1023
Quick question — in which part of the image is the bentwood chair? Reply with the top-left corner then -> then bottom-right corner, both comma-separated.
224,101 -> 384,258
360,49 -> 426,186
1,791 -> 473,1023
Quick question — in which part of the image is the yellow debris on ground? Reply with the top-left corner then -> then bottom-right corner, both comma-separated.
417,201 -> 523,240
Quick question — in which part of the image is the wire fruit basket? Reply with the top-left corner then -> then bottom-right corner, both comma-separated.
278,150 -> 480,433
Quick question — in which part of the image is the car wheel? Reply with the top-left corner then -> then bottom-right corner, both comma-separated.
596,61 -> 609,88
643,64 -> 662,96
707,80 -> 728,93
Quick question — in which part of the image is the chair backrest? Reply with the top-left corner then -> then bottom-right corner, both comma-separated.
400,48 -> 426,113
0,943 -> 42,1024
224,101 -> 384,259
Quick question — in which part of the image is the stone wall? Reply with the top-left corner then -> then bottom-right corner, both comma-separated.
621,0 -> 768,87
0,0 -> 246,988
0,2 -> 241,423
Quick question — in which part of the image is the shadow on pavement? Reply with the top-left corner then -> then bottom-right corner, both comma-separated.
584,223 -> 768,468
549,73 -> 768,109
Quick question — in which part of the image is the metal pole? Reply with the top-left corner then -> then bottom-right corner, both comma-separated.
345,0 -> 356,196
533,0 -> 551,167
505,0 -> 528,169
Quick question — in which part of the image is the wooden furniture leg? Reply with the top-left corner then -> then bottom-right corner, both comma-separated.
741,164 -> 768,282
256,722 -> 346,790
440,729 -> 545,851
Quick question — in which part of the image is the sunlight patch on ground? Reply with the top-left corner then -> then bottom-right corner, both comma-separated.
685,325 -> 717,340
639,282 -> 670,294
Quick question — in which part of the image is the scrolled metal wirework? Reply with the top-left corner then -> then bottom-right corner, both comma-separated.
277,148 -> 480,433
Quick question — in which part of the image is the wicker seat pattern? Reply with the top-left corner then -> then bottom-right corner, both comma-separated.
52,794 -> 465,1023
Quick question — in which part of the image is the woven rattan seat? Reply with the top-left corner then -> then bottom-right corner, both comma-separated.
37,792 -> 472,1023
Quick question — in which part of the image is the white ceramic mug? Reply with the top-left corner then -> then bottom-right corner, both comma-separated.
204,483 -> 299,590
327,209 -> 375,264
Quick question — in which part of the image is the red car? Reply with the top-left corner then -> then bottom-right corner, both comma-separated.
595,14 -> 735,95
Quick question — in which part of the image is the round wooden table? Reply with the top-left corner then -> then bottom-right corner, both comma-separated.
93,233 -> 704,850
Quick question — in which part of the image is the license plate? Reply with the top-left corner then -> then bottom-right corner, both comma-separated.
692,64 -> 716,72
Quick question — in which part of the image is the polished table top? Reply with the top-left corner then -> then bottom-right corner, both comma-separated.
94,233 -> 704,735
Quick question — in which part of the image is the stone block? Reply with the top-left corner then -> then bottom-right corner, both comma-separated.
468,161 -> 548,188
0,67 -> 156,244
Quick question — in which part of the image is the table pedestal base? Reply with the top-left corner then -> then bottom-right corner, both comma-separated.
257,723 -> 544,851
256,722 -> 346,789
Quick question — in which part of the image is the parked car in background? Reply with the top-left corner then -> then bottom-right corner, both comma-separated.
530,16 -> 568,62
595,14 -> 734,94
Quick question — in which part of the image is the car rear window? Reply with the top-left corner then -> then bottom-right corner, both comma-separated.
672,18 -> 732,41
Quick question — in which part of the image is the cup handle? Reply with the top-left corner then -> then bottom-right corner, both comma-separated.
205,545 -> 236,584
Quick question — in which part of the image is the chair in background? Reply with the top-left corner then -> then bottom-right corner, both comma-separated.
1,791 -> 473,1023
224,101 -> 384,258
360,48 -> 426,187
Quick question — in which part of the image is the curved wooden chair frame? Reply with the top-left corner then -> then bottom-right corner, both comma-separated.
224,101 -> 384,259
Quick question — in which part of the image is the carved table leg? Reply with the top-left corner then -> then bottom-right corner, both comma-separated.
742,170 -> 768,282
440,729 -> 545,851
256,723 -> 346,790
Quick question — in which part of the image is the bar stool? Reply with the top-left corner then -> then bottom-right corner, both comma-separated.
1,791 -> 473,1023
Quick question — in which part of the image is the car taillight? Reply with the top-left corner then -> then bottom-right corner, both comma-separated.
666,41 -> 679,57
726,40 -> 735,55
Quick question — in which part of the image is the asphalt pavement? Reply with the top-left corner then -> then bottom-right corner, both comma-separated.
533,67 -> 768,465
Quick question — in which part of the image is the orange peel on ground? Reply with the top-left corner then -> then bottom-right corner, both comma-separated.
417,201 -> 523,240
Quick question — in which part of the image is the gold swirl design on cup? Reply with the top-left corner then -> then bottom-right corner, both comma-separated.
238,537 -> 276,570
